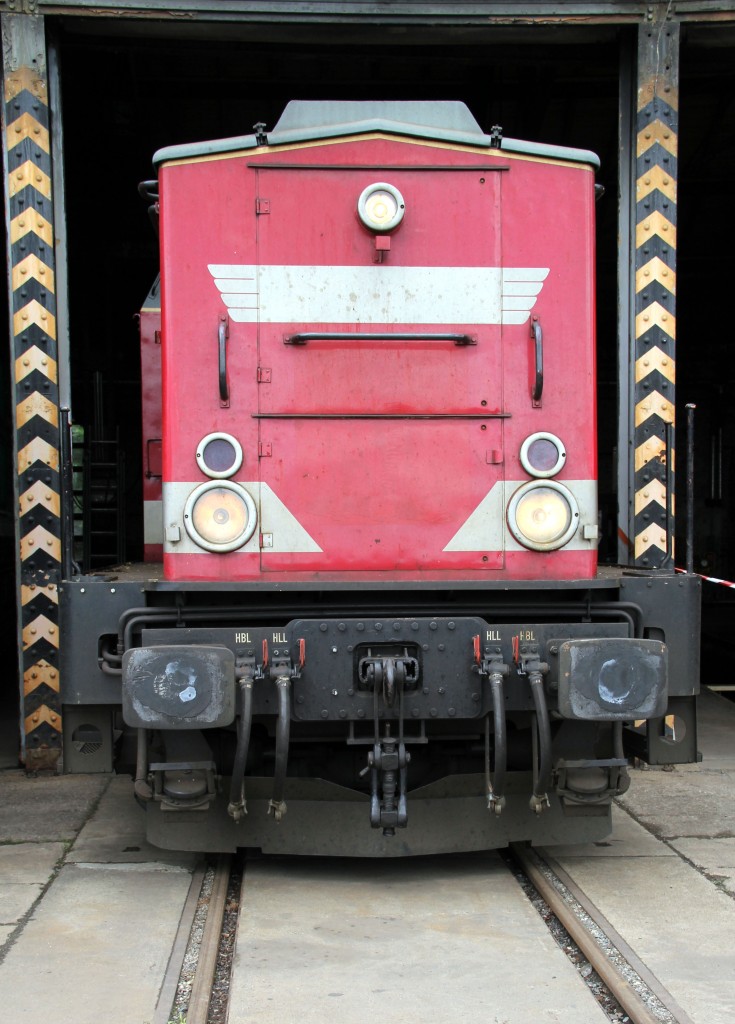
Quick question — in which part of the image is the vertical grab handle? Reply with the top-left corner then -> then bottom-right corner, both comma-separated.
531,316 -> 543,406
218,314 -> 229,407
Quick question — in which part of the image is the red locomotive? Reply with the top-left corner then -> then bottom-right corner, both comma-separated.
158,104 -> 597,582
112,102 -> 699,855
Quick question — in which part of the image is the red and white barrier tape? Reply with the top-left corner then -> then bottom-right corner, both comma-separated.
676,567 -> 735,589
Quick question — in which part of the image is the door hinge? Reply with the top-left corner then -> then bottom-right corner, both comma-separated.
257,367 -> 272,383
256,198 -> 270,215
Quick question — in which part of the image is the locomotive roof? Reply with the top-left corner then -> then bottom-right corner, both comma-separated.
153,100 -> 599,169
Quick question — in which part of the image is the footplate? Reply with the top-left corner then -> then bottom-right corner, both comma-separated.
289,617 -> 487,722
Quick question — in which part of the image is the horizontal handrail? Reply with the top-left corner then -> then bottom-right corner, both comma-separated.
284,331 -> 477,346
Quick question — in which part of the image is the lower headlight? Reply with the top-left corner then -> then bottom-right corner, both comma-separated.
507,480 -> 579,551
183,480 -> 257,553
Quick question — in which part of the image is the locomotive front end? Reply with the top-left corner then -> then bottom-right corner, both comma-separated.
157,104 -> 599,582
105,102 -> 699,855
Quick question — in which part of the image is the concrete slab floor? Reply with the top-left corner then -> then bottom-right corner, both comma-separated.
0,770 -> 196,1024
669,837 -> 735,895
0,840 -> 66,883
229,853 -> 611,1024
0,771 -> 109,843
0,862 -> 192,1024
556,843 -> 735,1024
620,767 -> 735,839
0,882 -> 45,924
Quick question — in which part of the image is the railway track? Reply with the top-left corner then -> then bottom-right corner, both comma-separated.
155,855 -> 239,1024
507,844 -> 695,1024
156,848 -> 695,1024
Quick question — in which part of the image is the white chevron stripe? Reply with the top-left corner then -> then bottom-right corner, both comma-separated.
163,481 -> 321,555
443,479 -> 597,552
208,264 -> 549,326
500,267 -> 549,325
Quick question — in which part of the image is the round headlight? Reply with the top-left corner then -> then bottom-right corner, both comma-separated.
184,481 -> 257,552
507,481 -> 579,552
357,182 -> 405,232
519,432 -> 566,478
196,432 -> 243,479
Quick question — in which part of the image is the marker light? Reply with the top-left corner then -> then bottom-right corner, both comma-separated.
184,480 -> 257,552
519,432 -> 566,478
507,481 -> 579,551
357,182 -> 405,232
196,432 -> 243,479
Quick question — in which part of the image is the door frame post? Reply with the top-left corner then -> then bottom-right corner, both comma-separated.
618,5 -> 679,568
2,12 -> 64,770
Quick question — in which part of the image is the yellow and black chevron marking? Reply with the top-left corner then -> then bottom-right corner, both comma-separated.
634,76 -> 677,568
5,66 -> 62,769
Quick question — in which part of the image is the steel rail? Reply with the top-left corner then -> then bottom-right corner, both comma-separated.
186,854 -> 232,1024
510,843 -> 666,1024
544,852 -> 697,1024
152,864 -> 207,1024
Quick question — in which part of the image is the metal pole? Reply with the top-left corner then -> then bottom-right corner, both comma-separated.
686,403 -> 696,575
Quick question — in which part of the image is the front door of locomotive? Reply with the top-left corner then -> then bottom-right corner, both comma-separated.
254,157 -> 506,574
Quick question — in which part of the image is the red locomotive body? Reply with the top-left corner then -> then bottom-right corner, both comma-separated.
157,104 -> 598,583
110,103 -> 697,856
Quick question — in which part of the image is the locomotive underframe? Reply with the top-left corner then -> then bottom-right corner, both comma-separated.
59,567 -> 700,855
